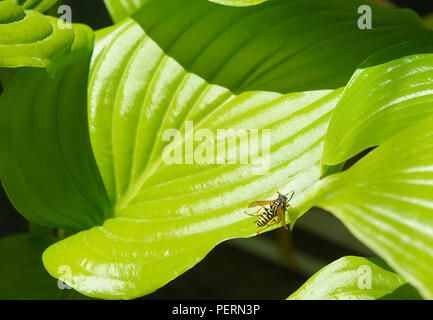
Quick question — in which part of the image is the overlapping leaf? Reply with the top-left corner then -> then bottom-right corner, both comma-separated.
288,256 -> 421,300
0,1 -> 93,73
295,36 -> 433,299
132,0 -> 429,93
0,57 -> 112,229
303,113 -> 433,299
42,18 -> 343,299
323,37 -> 433,167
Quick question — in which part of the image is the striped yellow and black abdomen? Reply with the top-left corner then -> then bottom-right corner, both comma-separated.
256,210 -> 275,227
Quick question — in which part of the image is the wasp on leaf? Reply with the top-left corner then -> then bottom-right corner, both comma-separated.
244,190 -> 295,234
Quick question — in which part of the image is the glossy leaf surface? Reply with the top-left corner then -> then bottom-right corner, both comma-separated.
42,18 -> 343,299
323,38 -> 433,167
288,256 -> 421,300
307,114 -> 433,299
0,1 -> 93,73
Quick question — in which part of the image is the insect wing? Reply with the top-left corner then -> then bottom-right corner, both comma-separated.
248,200 -> 273,208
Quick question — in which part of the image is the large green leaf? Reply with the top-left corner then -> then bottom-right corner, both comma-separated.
0,57 -> 112,229
0,233 -> 85,299
288,256 -> 422,300
5,0 -> 432,300
2,0 -> 58,12
132,0 -> 429,93
303,113 -> 433,299
323,38 -> 433,167
41,18 -> 343,299
0,1 -> 93,73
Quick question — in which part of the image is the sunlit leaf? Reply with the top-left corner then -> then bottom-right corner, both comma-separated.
42,18 -> 343,299
288,256 -> 422,300
305,114 -> 433,299
323,37 -> 433,168
3,0 -> 432,300
0,1 -> 93,73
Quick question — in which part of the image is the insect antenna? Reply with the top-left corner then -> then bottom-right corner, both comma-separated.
285,190 -> 295,202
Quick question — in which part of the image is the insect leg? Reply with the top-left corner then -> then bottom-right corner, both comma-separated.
286,190 -> 295,202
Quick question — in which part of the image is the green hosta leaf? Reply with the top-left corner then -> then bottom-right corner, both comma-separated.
323,38 -> 433,168
306,114 -> 433,299
288,256 -> 422,300
0,233 -> 85,299
132,0 -> 428,93
0,58 -> 112,229
42,18 -> 343,299
1,0 -> 58,12
0,1 -> 93,73
9,0 -> 432,300
208,0 -> 268,7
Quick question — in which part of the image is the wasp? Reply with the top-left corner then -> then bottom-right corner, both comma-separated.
244,190 -> 295,234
